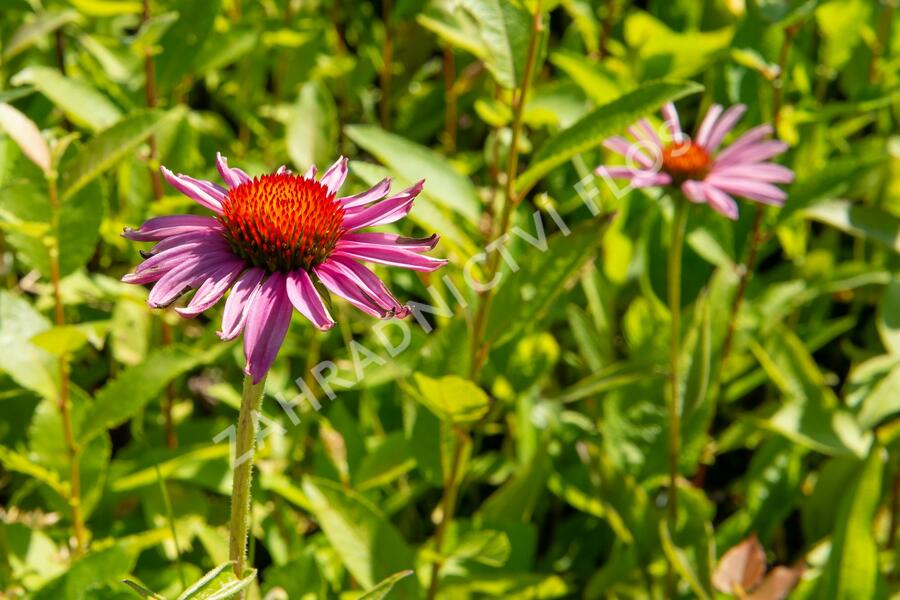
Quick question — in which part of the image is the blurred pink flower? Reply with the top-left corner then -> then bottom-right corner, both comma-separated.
595,102 -> 794,219
123,154 -> 446,382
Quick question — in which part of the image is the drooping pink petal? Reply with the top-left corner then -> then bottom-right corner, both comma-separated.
661,102 -> 683,142
341,180 -> 424,231
341,232 -> 439,253
243,272 -> 294,383
638,118 -> 661,147
122,215 -> 223,242
326,255 -> 409,317
339,177 -> 392,209
133,239 -> 231,275
333,242 -> 447,272
320,156 -> 348,195
176,260 -> 245,317
695,104 -> 724,148
285,269 -> 335,331
147,256 -> 235,308
219,267 -> 265,340
702,183 -> 739,220
602,136 -> 655,169
147,229 -> 229,255
314,262 -> 386,318
161,167 -> 225,213
216,152 -> 251,188
705,176 -> 788,205
630,173 -> 672,188
704,104 -> 747,153
709,163 -> 794,184
681,180 -> 706,204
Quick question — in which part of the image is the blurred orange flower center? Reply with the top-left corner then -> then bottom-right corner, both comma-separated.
219,173 -> 345,272
662,141 -> 711,181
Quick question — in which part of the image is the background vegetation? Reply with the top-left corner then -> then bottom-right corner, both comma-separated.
0,0 -> 898,598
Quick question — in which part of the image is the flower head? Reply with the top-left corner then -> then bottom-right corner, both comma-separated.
123,154 -> 446,382
596,102 -> 794,219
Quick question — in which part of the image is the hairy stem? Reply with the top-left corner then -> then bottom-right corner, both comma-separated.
229,374 -> 267,585
426,427 -> 468,600
48,175 -> 86,555
469,0 -> 543,378
666,197 -> 688,592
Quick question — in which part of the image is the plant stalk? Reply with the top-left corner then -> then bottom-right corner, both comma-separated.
426,427 -> 468,600
469,0 -> 543,378
379,0 -> 393,130
228,374 -> 267,584
48,174 -> 86,555
665,196 -> 688,592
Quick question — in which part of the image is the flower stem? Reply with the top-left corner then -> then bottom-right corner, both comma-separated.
426,427 -> 468,600
379,0 -> 393,130
469,0 -> 543,378
228,373 -> 267,583
48,174 -> 86,555
666,196 -> 688,591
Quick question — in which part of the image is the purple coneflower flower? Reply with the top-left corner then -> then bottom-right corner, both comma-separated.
123,154 -> 446,382
596,102 -> 794,219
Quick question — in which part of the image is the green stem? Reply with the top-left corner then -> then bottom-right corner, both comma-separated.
228,374 -> 267,584
426,427 -> 468,600
666,196 -> 688,590
469,0 -> 543,378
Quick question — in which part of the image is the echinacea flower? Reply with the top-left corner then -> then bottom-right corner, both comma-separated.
122,154 -> 446,382
596,102 -> 794,219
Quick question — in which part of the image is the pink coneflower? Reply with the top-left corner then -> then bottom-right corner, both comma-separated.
123,154 -> 446,382
596,102 -> 794,219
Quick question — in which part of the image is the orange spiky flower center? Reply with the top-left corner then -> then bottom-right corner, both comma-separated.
661,141 -> 711,182
219,173 -> 345,272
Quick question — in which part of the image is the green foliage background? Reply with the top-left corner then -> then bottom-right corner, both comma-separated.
0,0 -> 898,598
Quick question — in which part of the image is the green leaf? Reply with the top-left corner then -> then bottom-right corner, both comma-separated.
79,344 -> 226,443
358,571 -> 415,600
412,374 -> 490,424
485,219 -> 608,347
287,81 -> 338,172
34,543 -> 139,600
11,66 -> 122,131
122,580 -> 166,599
176,561 -> 256,600
0,102 -> 50,172
659,520 -> 713,600
0,444 -> 68,499
818,446 -> 884,599
344,124 -> 481,226
802,199 -> 900,253
59,108 -> 182,201
3,10 -> 80,61
878,276 -> 900,355
458,0 -> 535,89
0,289 -> 58,399
30,325 -> 89,357
515,80 -> 703,194
153,0 -> 222,90
301,477 -> 420,599
354,433 -> 417,491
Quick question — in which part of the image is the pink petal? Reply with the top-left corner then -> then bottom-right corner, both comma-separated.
161,167 -> 225,213
219,267 -> 265,340
681,180 -> 706,204
704,104 -> 746,153
320,156 -> 348,195
695,104 -> 723,148
709,163 -> 794,184
717,140 -> 790,166
602,136 -> 656,169
661,102 -> 683,142
176,260 -> 245,318
147,229 -> 228,255
341,232 -> 439,253
326,255 -> 409,317
339,177 -> 392,209
285,269 -> 335,331
702,183 -> 739,220
216,152 -> 251,188
122,215 -> 222,242
341,180 -> 424,231
715,125 -> 774,164
705,177 -> 787,206
315,263 -> 386,318
332,244 -> 447,272
303,164 -> 317,179
243,272 -> 294,383
146,256 -> 233,308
